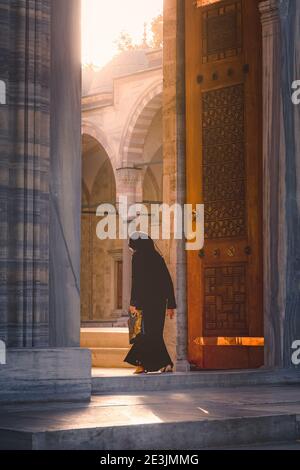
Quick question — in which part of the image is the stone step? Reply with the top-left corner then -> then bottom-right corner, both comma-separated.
1,383 -> 300,450
80,328 -> 134,369
92,368 -> 300,394
1,413 -> 298,450
80,327 -> 129,348
91,347 -> 134,369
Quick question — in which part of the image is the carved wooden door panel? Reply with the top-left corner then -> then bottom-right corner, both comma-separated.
185,0 -> 263,369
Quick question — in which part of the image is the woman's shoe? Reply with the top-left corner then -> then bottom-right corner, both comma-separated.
134,366 -> 147,374
160,364 -> 174,373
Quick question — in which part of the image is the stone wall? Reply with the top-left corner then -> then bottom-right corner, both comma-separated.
81,217 -> 123,323
0,348 -> 91,403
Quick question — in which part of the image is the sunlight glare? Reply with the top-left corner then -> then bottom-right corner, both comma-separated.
82,0 -> 163,68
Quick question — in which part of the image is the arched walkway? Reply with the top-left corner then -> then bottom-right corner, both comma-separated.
82,121 -> 117,175
121,81 -> 163,166
81,134 -> 121,325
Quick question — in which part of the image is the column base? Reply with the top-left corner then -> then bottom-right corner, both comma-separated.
113,310 -> 130,327
175,359 -> 191,372
0,348 -> 91,404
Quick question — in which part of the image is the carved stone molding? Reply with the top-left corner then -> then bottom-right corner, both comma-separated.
115,166 -> 143,211
259,0 -> 280,27
116,167 -> 141,187
116,167 -> 141,195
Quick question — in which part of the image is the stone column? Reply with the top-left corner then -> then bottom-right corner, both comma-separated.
116,166 -> 142,320
163,0 -> 190,372
259,0 -> 285,367
0,0 -> 51,347
259,0 -> 300,368
0,0 -> 90,404
0,0 -> 82,349
49,0 -> 82,347
278,0 -> 300,367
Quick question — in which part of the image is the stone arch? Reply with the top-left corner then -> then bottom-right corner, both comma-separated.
80,132 -> 119,326
90,159 -> 116,206
81,133 -> 116,205
81,121 -> 116,174
82,180 -> 90,208
142,145 -> 163,203
143,166 -> 161,203
121,81 -> 163,165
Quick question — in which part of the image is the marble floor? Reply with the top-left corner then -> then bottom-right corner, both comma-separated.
0,384 -> 300,449
92,367 -> 135,376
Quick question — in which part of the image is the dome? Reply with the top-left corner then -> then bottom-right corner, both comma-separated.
82,48 -> 161,97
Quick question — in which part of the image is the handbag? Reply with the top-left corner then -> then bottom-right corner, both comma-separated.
127,308 -> 144,344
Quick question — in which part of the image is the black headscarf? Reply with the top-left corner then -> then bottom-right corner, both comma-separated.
128,232 -> 156,254
128,231 -> 177,310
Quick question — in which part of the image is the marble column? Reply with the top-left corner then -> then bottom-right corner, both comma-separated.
259,0 -> 285,367
278,0 -> 300,367
259,0 -> 300,368
0,0 -> 51,347
0,1 -> 91,404
0,1 -> 82,348
163,0 -> 190,371
49,0 -> 82,347
116,166 -> 142,316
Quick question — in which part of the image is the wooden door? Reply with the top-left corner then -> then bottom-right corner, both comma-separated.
186,0 -> 264,369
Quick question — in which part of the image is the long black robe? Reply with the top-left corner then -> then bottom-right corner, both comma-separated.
123,249 -> 176,372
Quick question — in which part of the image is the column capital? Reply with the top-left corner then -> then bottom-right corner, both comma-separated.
116,165 -> 141,184
116,165 -> 143,205
116,166 -> 142,195
259,0 -> 280,26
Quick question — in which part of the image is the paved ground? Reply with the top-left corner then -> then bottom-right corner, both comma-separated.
221,441 -> 300,449
0,384 -> 300,437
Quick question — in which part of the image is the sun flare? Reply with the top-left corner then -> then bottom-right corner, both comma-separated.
81,0 -> 163,68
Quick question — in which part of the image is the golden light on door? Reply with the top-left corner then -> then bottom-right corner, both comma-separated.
193,337 -> 264,347
195,0 -> 222,7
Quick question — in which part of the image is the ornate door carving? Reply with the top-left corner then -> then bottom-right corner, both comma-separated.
186,0 -> 263,369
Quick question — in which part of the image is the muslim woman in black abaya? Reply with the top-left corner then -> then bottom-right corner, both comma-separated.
123,232 -> 176,374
